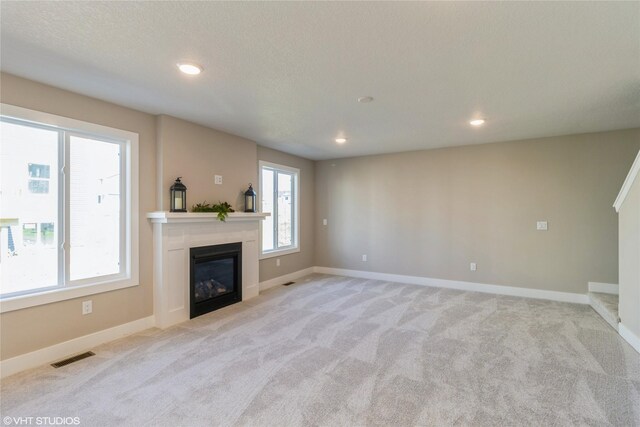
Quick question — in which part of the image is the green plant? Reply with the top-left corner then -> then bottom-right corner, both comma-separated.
191,201 -> 213,212
191,201 -> 235,221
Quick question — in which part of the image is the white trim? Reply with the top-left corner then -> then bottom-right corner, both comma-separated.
146,211 -> 268,223
588,282 -> 619,295
588,293 -> 619,331
613,149 -> 640,212
0,316 -> 155,379
259,267 -> 315,292
259,246 -> 301,260
619,323 -> 640,354
313,267 -> 589,304
129,131 -> 140,296
259,160 -> 300,175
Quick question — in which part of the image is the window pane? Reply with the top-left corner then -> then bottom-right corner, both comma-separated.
0,121 -> 59,295
28,179 -> 49,194
22,223 -> 37,245
277,172 -> 293,247
41,222 -> 55,245
69,136 -> 121,281
261,168 -> 274,252
28,164 -> 50,178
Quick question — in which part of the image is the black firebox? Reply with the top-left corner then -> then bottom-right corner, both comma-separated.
190,242 -> 242,319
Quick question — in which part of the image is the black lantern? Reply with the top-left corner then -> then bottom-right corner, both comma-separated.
244,183 -> 257,213
170,177 -> 187,212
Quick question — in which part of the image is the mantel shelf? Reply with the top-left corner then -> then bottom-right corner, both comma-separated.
146,211 -> 269,224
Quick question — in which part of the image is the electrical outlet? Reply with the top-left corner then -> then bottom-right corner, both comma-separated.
214,175 -> 223,185
276,258 -> 280,267
323,219 -> 328,226
82,300 -> 92,315
536,221 -> 548,231
362,254 -> 367,262
470,262 -> 477,271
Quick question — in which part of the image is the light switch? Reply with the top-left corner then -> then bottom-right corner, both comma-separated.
323,219 -> 328,226
470,262 -> 477,271
536,221 -> 548,231
214,175 -> 223,185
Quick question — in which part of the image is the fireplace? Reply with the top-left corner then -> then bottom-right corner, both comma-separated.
190,242 -> 242,318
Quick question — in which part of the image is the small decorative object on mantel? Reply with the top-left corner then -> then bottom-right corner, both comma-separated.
244,183 -> 257,213
191,201 -> 235,222
170,177 -> 187,212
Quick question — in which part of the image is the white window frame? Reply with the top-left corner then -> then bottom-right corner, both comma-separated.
0,104 -> 139,313
259,161 -> 300,259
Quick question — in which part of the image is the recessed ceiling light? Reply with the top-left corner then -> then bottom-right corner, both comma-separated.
177,63 -> 203,75
335,137 -> 347,144
469,119 -> 485,126
358,96 -> 374,103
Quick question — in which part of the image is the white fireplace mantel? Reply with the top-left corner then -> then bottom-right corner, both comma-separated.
147,211 -> 269,223
147,211 -> 268,328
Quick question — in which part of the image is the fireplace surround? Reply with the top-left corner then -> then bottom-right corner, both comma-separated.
147,211 -> 268,328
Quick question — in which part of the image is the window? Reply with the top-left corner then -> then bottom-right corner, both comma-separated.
0,104 -> 138,312
28,163 -> 51,194
259,161 -> 299,258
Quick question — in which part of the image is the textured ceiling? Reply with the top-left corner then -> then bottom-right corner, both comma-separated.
1,2 -> 639,160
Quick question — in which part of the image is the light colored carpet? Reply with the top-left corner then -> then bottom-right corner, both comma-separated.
2,274 -> 639,426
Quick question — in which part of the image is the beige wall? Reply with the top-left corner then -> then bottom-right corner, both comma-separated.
315,129 -> 640,294
1,71 -> 636,364
0,73 -> 157,360
618,157 -> 640,338
257,146 -> 315,282
157,115 -> 257,212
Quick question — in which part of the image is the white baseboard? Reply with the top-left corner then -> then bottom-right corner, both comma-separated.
588,294 -> 619,331
259,267 -> 316,292
313,266 -> 589,304
588,282 -> 619,295
0,315 -> 156,379
619,323 -> 640,354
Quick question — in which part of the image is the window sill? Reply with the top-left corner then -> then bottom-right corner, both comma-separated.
260,247 -> 301,260
0,278 -> 139,314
